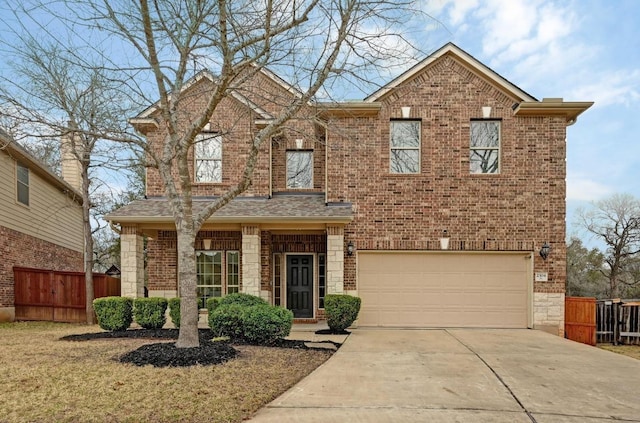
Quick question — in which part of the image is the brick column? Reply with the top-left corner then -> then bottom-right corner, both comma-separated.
326,225 -> 345,294
241,225 -> 261,297
120,225 -> 144,298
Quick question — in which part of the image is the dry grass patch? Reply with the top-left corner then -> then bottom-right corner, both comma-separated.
598,344 -> 640,361
0,322 -> 333,422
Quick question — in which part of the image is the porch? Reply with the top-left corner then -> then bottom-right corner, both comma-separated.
107,194 -> 353,320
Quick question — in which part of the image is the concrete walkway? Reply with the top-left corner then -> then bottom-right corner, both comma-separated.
249,329 -> 640,422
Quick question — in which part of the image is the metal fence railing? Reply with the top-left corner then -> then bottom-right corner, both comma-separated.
596,299 -> 640,345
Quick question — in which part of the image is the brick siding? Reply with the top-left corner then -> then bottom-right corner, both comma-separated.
140,52 -> 569,312
0,225 -> 83,309
326,55 -> 566,294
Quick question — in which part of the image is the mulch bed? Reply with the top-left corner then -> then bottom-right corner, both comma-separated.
61,328 -> 336,368
120,340 -> 238,367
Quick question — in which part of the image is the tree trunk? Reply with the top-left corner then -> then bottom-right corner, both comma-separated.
83,165 -> 95,325
175,228 -> 200,348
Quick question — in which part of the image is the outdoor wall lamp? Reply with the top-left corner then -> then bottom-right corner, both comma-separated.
347,241 -> 354,256
539,242 -> 551,260
203,239 -> 212,250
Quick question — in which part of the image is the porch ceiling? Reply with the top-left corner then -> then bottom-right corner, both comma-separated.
105,193 -> 353,225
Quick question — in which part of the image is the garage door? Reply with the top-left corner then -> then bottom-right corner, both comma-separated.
357,252 -> 530,328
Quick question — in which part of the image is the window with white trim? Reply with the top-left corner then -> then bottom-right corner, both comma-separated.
470,120 -> 500,174
195,133 -> 222,183
318,253 -> 326,309
390,120 -> 420,173
196,250 -> 239,308
17,163 -> 29,206
286,150 -> 313,188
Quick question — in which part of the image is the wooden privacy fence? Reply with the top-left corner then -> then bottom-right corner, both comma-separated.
565,297 -> 596,346
14,267 -> 120,323
596,299 -> 640,345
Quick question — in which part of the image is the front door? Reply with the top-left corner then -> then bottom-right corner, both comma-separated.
286,255 -> 314,318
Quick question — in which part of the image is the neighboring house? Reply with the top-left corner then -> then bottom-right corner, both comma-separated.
0,129 -> 84,322
106,43 -> 592,335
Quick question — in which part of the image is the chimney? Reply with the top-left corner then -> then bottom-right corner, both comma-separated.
60,129 -> 83,192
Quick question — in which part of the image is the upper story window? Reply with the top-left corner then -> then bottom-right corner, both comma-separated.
390,120 -> 420,174
470,120 -> 500,174
286,150 -> 313,189
16,162 -> 29,206
195,133 -> 222,183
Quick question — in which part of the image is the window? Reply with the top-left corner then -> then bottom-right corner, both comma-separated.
273,254 -> 282,306
390,120 -> 420,173
470,120 -> 500,174
318,253 -> 326,309
196,250 -> 239,308
16,163 -> 29,206
227,251 -> 239,294
286,150 -> 313,188
195,133 -> 222,183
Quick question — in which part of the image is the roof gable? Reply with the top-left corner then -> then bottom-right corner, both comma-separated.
0,129 -> 83,203
131,66 -> 301,127
365,42 -> 537,103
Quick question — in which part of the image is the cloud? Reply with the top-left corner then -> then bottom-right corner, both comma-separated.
566,173 -> 613,201
569,69 -> 640,109
425,1 -> 583,86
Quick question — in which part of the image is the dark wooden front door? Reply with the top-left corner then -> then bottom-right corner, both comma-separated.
287,255 -> 313,318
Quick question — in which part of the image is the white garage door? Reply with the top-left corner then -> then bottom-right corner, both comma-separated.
357,252 -> 530,328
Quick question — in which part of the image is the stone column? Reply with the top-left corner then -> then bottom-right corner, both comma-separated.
241,225 -> 261,297
326,225 -> 345,294
120,225 -> 144,298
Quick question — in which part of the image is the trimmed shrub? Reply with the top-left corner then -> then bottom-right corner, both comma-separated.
324,294 -> 362,333
133,297 -> 168,329
206,297 -> 222,313
93,296 -> 133,331
168,297 -> 180,328
206,297 -> 223,329
243,305 -> 293,345
209,304 -> 245,339
218,293 -> 267,308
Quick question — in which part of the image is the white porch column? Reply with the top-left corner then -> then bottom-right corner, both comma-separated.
120,225 -> 144,298
326,225 -> 345,294
241,225 -> 261,297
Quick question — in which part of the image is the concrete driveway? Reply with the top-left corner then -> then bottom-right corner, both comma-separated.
249,329 -> 640,422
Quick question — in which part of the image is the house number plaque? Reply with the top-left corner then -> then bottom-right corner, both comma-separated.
534,272 -> 548,282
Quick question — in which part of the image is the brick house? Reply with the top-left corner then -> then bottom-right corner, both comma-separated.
107,43 -> 592,335
0,129 -> 84,322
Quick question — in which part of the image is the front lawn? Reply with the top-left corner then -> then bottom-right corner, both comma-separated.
0,322 -> 333,422
598,344 -> 640,361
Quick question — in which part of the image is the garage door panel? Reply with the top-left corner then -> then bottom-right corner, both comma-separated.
357,252 -> 529,328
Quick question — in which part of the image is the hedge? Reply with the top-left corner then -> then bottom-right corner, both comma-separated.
324,294 -> 362,332
218,293 -> 267,308
93,296 -> 133,331
209,303 -> 246,339
133,297 -> 168,329
168,297 -> 180,328
242,305 -> 293,345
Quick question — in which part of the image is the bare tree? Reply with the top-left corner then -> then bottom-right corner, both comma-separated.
576,193 -> 640,298
0,31 -> 141,323
2,0 -> 426,347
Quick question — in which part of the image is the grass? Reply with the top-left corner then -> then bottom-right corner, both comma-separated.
0,322 -> 333,422
598,343 -> 640,361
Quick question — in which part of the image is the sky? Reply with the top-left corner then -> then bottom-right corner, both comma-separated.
0,0 -> 638,246
416,0 -> 640,243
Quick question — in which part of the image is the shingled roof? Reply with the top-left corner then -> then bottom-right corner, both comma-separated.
105,193 -> 353,224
